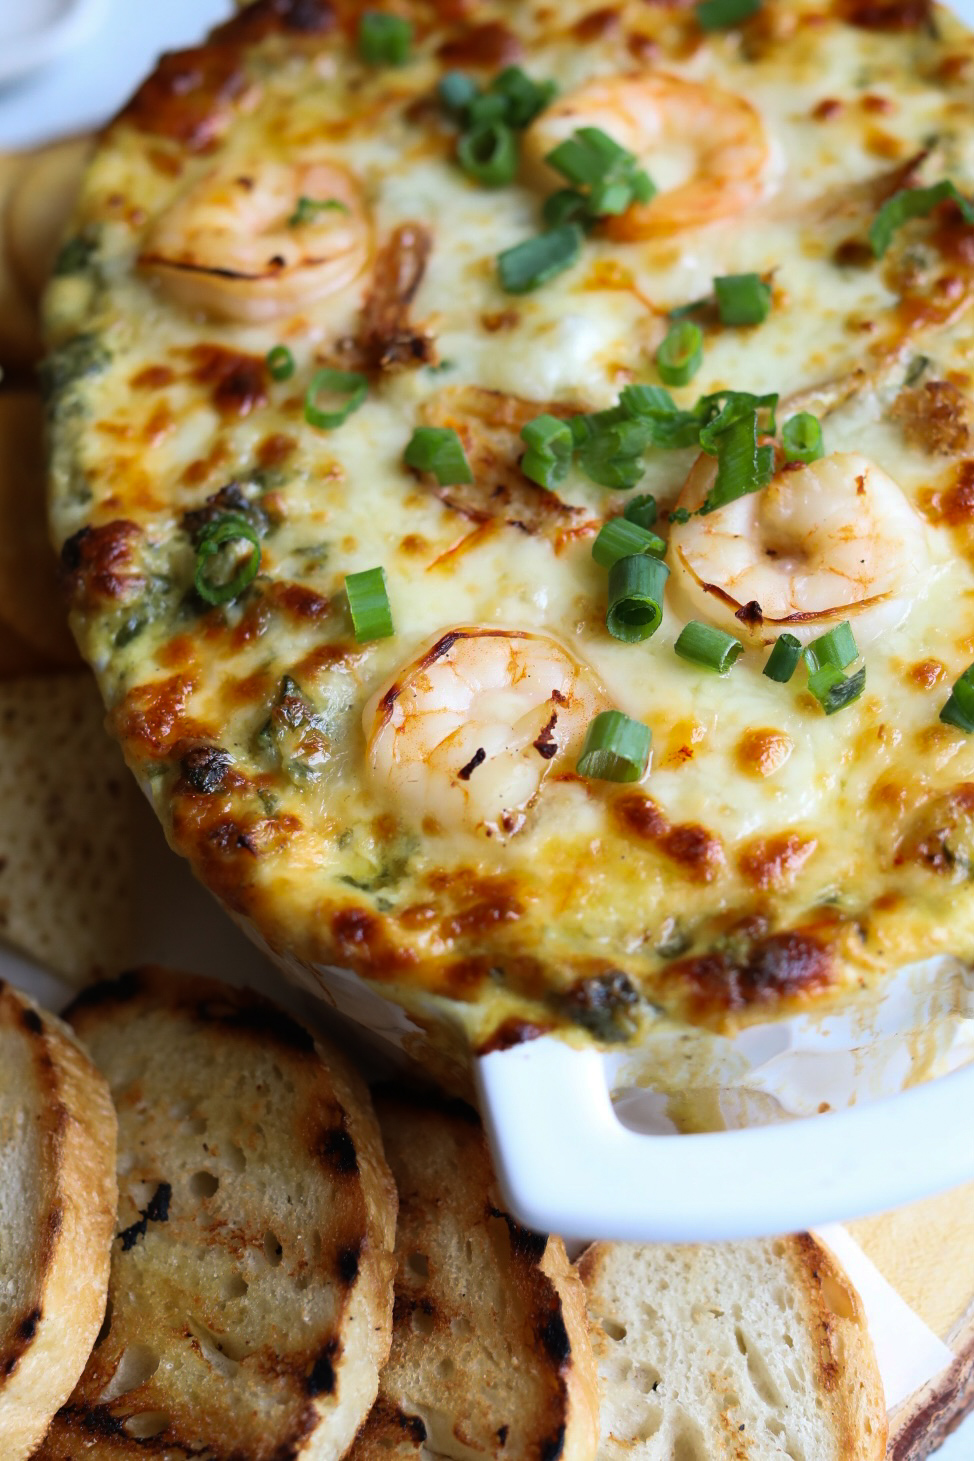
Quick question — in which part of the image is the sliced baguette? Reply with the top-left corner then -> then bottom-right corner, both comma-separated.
578,1235 -> 887,1461
348,1089 -> 599,1461
37,966 -> 397,1460
0,980 -> 117,1461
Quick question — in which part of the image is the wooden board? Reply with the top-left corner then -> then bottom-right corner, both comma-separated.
849,1183 -> 974,1458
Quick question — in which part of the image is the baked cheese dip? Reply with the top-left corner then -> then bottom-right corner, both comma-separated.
44,0 -> 974,1051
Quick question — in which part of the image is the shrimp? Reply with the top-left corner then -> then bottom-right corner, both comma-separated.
140,158 -> 371,323
363,628 -> 609,838
523,72 -> 770,239
668,451 -> 931,646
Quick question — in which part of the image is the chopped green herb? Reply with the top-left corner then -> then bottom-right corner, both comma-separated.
656,320 -> 704,388
438,70 -> 479,116
870,180 -> 974,258
457,121 -> 518,186
520,414 -> 574,489
498,224 -> 584,293
304,368 -> 368,430
941,662 -> 974,733
763,633 -> 803,683
808,664 -> 866,715
698,410 -> 774,515
782,412 -> 824,463
697,391 -> 777,454
345,566 -> 394,641
288,196 -> 349,227
592,517 -> 666,568
623,493 -> 658,530
266,345 -> 295,381
696,0 -> 762,28
805,621 -> 858,673
546,126 -> 655,220
577,710 -> 651,782
714,272 -> 772,326
404,426 -> 473,485
358,11 -> 412,65
194,514 -> 261,607
675,621 -> 744,673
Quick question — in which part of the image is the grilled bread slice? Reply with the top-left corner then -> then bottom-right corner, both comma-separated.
578,1236 -> 887,1461
37,966 -> 397,1461
348,1090 -> 599,1461
0,980 -> 117,1461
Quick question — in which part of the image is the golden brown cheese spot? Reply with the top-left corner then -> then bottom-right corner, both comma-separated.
131,364 -> 175,391
571,7 -> 621,41
813,98 -> 844,121
892,380 -> 972,456
735,727 -> 794,779
477,1018 -> 549,1055
118,44 -> 252,151
738,833 -> 818,892
907,657 -> 947,689
187,344 -> 269,418
60,520 -> 145,610
614,792 -> 724,883
258,432 -> 296,469
673,929 -> 834,1016
659,718 -> 706,771
924,460 -> 974,526
895,784 -> 974,877
481,308 -> 521,334
111,674 -> 208,758
838,0 -> 932,28
437,21 -> 522,67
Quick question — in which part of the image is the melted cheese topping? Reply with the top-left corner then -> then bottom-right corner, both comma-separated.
44,0 -> 974,1047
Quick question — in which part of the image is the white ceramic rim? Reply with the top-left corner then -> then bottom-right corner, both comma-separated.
0,0 -> 108,86
476,1036 -> 974,1242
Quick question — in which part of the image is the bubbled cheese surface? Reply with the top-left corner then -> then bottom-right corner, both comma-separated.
44,0 -> 974,1047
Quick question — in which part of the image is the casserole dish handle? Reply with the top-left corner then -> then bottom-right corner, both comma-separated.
476,1037 -> 974,1242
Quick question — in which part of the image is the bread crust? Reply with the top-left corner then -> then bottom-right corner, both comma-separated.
578,1232 -> 887,1461
349,1088 -> 598,1461
37,966 -> 396,1460
0,980 -> 117,1461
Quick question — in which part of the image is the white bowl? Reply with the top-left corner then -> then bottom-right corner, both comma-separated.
0,0 -> 108,86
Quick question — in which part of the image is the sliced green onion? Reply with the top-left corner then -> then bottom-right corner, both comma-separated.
675,621 -> 743,673
457,121 -> 518,186
714,272 -> 772,327
808,664 -> 866,715
520,414 -> 573,489
266,345 -> 295,381
577,710 -> 652,782
698,411 -> 774,515
288,196 -> 349,227
782,412 -> 824,464
696,0 -> 762,29
194,514 -> 261,607
542,188 -> 593,229
669,294 -> 712,319
592,517 -> 666,568
698,390 -> 777,453
763,633 -> 803,683
576,418 -> 654,490
304,368 -> 368,430
656,321 -> 703,387
805,621 -> 858,673
467,92 -> 508,126
624,493 -> 658,530
358,11 -> 412,65
489,66 -> 557,128
607,555 -> 669,642
940,662 -> 974,733
345,566 -> 394,642
438,70 -> 477,116
870,180 -> 974,258
545,126 -> 654,220
404,426 -> 473,485
498,224 -> 583,294
620,385 -> 677,420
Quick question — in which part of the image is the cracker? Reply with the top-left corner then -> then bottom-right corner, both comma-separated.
0,391 -> 80,666
6,137 -> 91,302
0,673 -> 137,984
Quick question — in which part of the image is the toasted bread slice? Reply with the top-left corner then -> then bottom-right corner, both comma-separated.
348,1090 -> 599,1461
37,967 -> 397,1460
578,1235 -> 886,1461
0,980 -> 117,1461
